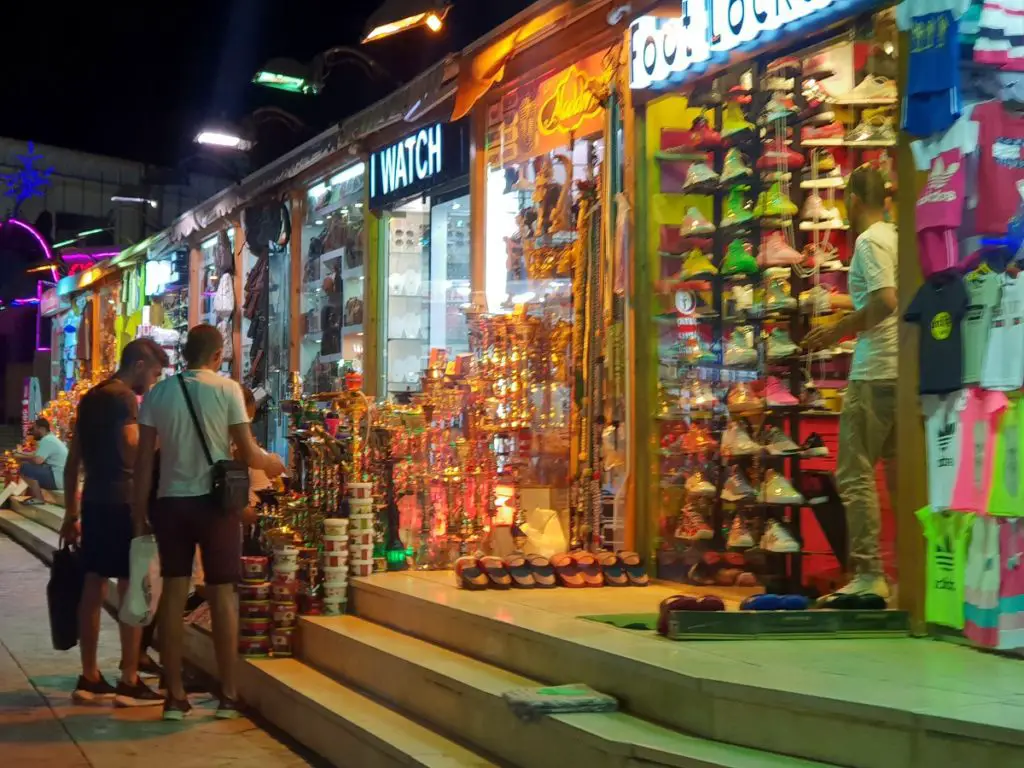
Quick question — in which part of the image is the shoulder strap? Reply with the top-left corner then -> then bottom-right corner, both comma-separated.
177,374 -> 214,468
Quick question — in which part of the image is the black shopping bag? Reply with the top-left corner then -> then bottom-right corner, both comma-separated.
47,541 -> 83,651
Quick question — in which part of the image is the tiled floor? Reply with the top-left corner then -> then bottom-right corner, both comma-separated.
0,535 -> 323,767
365,570 -> 1024,743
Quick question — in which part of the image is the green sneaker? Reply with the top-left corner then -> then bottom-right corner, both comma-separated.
721,239 -> 759,277
721,187 -> 753,229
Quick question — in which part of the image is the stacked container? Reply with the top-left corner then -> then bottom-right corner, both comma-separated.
238,556 -> 271,657
322,516 -> 349,615
269,544 -> 299,657
348,481 -> 374,578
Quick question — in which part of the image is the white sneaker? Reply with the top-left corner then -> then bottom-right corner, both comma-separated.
722,422 -> 760,457
727,516 -> 755,548
835,574 -> 890,598
760,519 -> 801,552
835,75 -> 897,104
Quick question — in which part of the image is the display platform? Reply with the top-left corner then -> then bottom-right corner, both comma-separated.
352,570 -> 1024,768
666,607 -> 909,640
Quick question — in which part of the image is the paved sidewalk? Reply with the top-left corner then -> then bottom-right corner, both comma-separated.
0,534 -> 322,767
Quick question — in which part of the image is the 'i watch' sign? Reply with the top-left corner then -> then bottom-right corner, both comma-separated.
368,121 -> 469,207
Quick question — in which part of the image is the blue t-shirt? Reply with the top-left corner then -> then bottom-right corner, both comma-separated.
909,11 -> 959,95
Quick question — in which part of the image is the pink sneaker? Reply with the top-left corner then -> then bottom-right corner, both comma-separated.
764,376 -> 799,407
757,232 -> 802,266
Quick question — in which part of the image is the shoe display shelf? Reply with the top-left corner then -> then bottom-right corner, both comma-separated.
653,38 -> 895,597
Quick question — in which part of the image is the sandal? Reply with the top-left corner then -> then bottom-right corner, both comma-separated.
550,553 -> 586,588
596,551 -> 629,586
525,554 -> 557,587
503,553 -> 536,588
454,556 -> 488,590
618,550 -> 650,586
478,556 -> 513,589
570,550 -> 604,587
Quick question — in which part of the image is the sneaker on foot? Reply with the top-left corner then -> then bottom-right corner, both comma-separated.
114,677 -> 164,708
216,697 -> 243,720
72,674 -> 117,704
163,696 -> 193,721
835,574 -> 890,598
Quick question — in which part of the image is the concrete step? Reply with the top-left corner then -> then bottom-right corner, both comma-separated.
0,508 -> 500,768
299,615 -> 832,768
184,627 -> 499,768
9,499 -> 63,533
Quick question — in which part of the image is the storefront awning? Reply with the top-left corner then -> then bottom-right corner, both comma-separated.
338,56 -> 460,145
56,260 -> 116,298
110,232 -> 168,267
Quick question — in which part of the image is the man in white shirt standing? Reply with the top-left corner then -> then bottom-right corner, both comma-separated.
16,418 -> 69,502
804,166 -> 897,600
133,324 -> 285,721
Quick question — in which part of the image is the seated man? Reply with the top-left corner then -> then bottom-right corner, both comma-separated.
15,418 -> 68,502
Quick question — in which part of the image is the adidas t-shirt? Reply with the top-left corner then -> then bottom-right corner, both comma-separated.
904,277 -> 969,394
963,271 -> 1001,384
980,273 -> 1024,391
989,394 -> 1024,516
923,392 -> 965,511
950,387 -> 1009,513
916,506 -> 975,629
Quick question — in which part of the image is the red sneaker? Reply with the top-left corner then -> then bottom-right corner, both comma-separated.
801,122 -> 844,142
756,146 -> 805,171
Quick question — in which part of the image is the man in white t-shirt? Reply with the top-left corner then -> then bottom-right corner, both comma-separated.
804,166 -> 897,600
133,324 -> 285,721
15,418 -> 69,502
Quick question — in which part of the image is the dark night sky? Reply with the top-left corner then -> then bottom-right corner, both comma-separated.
3,2 -> 535,167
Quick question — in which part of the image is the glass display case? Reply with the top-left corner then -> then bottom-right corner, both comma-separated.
300,163 -> 366,395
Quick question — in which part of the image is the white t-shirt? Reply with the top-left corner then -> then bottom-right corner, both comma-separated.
923,390 -> 966,511
849,222 -> 899,381
35,433 -> 68,490
910,109 -> 979,172
139,370 -> 249,498
981,273 -> 1024,390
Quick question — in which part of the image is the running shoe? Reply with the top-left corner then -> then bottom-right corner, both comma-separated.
721,239 -> 759,277
690,79 -> 723,107
680,207 -> 716,236
762,425 -> 801,455
756,146 -> 804,171
679,248 -> 718,280
800,194 -> 843,224
799,285 -> 834,313
845,115 -> 897,145
731,284 -> 754,313
682,161 -> 720,191
721,466 -> 758,501
722,102 -> 756,139
832,574 -> 890,598
757,232 -> 802,266
72,675 -> 117,705
801,121 -> 844,143
727,382 -> 763,415
163,697 -> 194,721
685,469 -> 717,498
801,382 -> 828,410
808,148 -> 837,172
676,503 -> 714,541
753,183 -> 798,218
726,515 -> 756,548
721,148 -> 753,182
722,422 -> 760,457
677,333 -> 715,364
724,326 -> 757,366
760,518 -> 802,552
766,328 -> 798,360
682,425 -> 718,454
803,53 -> 835,81
216,698 -> 243,720
690,380 -> 717,410
765,376 -> 799,407
759,470 -> 806,506
801,433 -> 831,457
835,75 -> 897,104
765,279 -> 797,312
114,677 -> 164,708
766,56 -> 801,77
758,94 -> 798,125
802,76 -> 836,105
721,187 -> 754,228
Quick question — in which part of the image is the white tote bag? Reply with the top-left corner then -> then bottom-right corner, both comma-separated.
120,535 -> 162,627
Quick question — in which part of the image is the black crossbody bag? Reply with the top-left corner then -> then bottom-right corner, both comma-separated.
177,374 -> 250,515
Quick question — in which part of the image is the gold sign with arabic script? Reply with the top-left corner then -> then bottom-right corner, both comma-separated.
538,64 -> 603,136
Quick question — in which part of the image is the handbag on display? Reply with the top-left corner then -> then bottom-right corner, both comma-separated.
215,231 -> 234,275
216,319 -> 233,361
176,375 -> 250,516
213,277 -> 235,316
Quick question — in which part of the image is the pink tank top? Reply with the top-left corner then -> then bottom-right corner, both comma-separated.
951,387 -> 1008,512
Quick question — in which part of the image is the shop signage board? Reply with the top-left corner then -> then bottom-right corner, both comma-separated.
630,0 -> 868,89
486,49 -> 610,167
39,287 -> 64,317
368,120 -> 469,208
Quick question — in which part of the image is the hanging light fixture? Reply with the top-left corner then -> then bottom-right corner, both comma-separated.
362,0 -> 452,43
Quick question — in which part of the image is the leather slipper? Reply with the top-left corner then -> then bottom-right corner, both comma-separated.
618,550 -> 650,586
570,550 -> 604,587
503,553 -> 536,588
454,556 -> 488,590
551,553 -> 586,588
596,551 -> 629,586
478,556 -> 513,589
526,554 -> 557,588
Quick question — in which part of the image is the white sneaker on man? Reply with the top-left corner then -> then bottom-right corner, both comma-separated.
835,574 -> 890,598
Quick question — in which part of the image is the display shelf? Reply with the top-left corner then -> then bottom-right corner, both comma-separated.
832,97 -> 897,106
319,352 -> 344,364
799,221 -> 849,231
802,138 -> 896,148
800,177 -> 845,189
321,246 -> 346,265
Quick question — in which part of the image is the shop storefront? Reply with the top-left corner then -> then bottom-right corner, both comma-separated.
368,119 -> 471,400
628,0 -> 901,607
